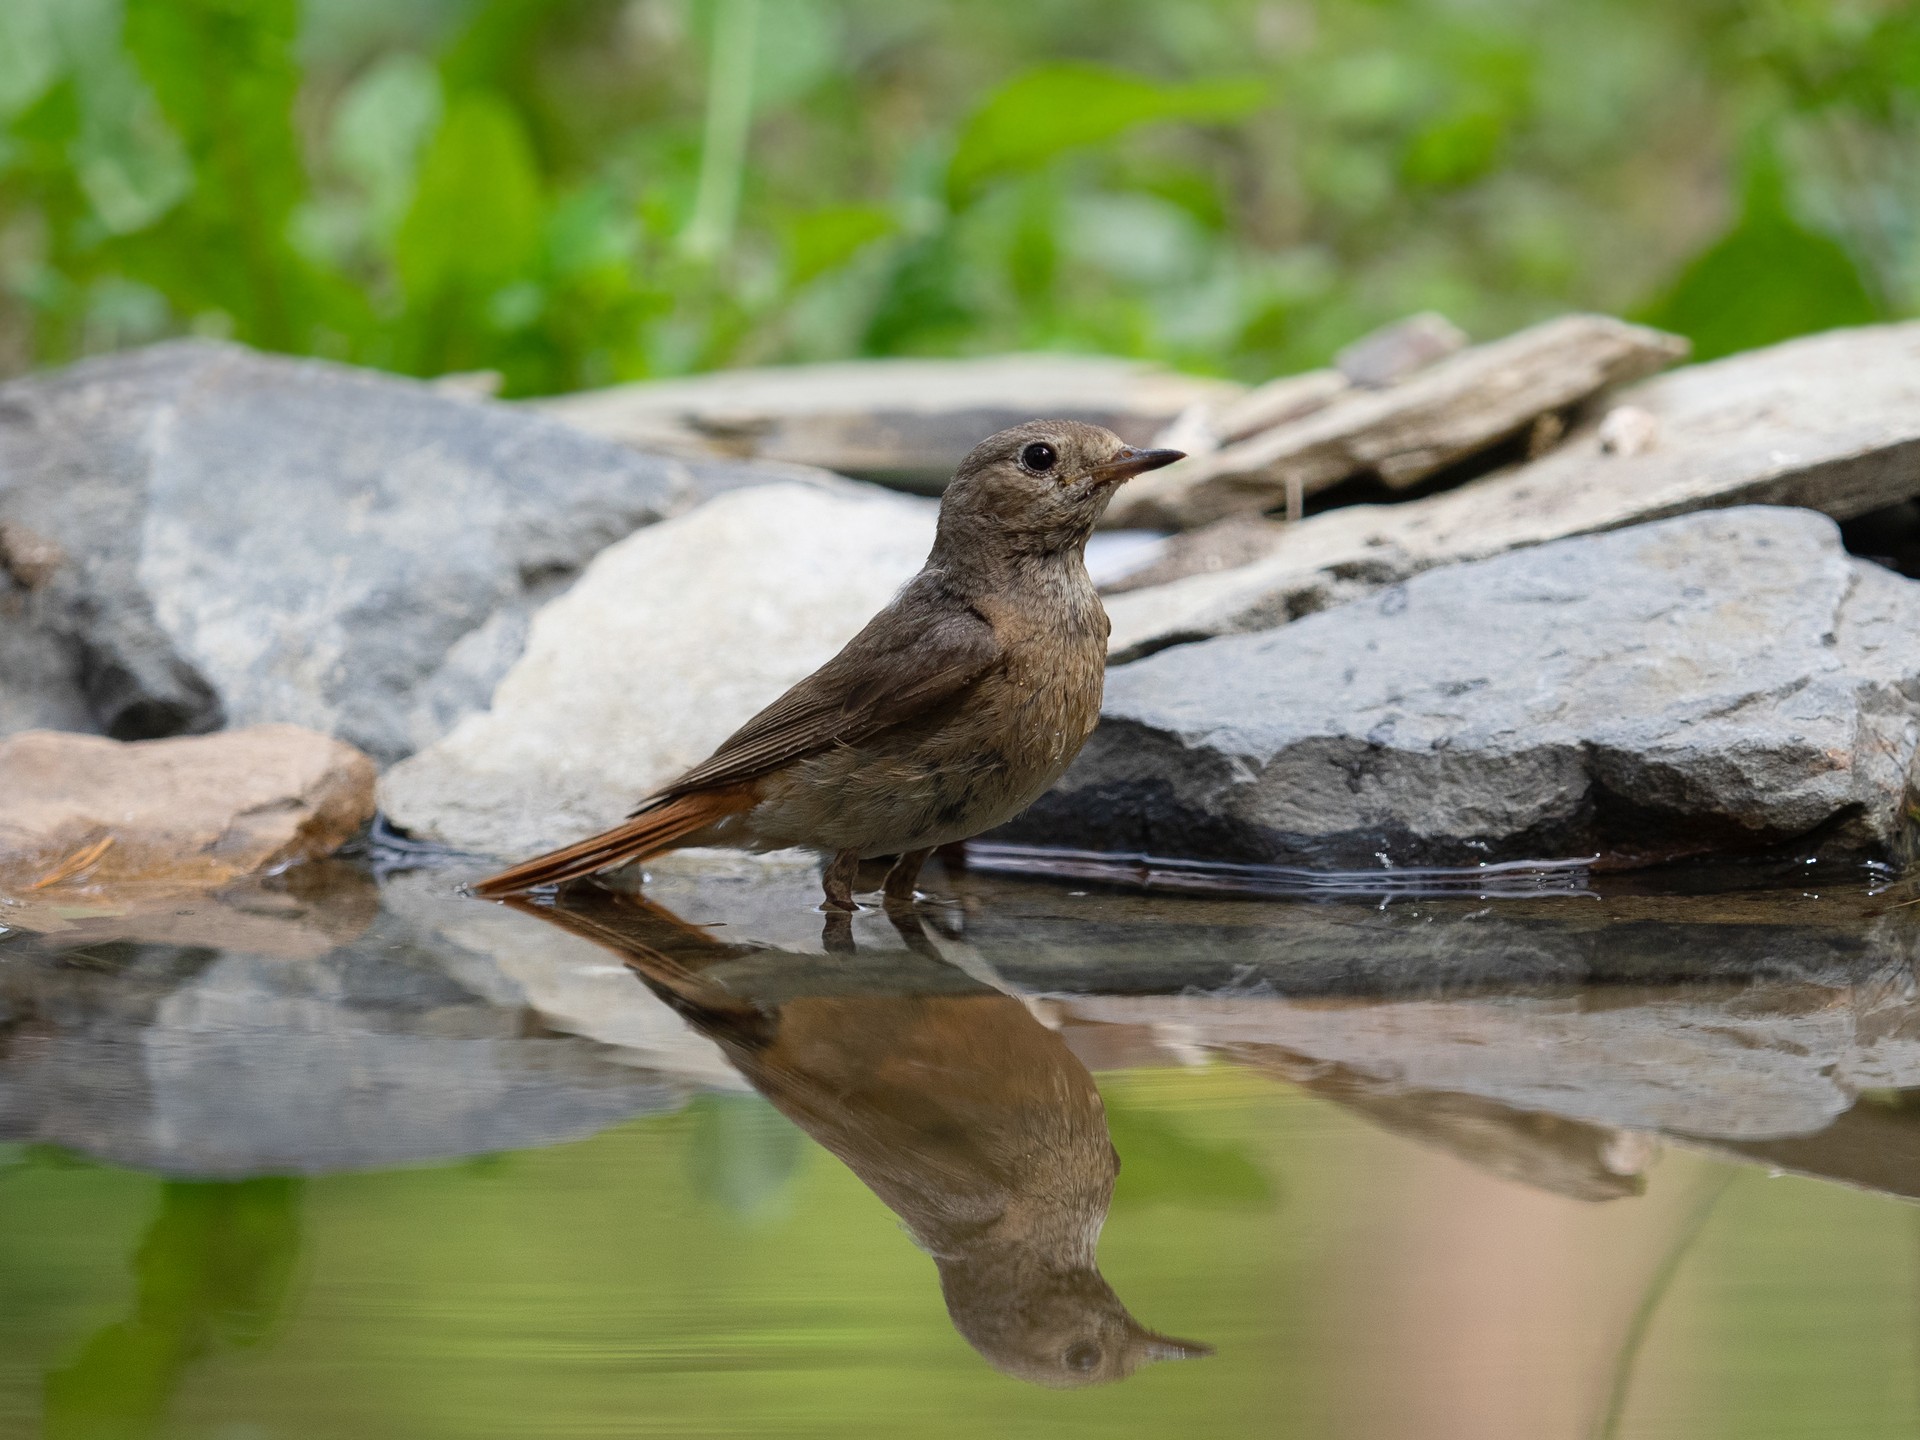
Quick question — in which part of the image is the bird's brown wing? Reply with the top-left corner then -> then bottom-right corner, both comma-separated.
646,580 -> 1001,805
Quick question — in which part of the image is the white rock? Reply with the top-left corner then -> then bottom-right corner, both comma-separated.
379,482 -> 937,855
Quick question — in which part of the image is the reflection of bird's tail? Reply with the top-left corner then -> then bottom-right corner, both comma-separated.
495,886 -> 767,1038
472,787 -> 751,897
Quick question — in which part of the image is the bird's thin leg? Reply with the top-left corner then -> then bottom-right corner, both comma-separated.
882,847 -> 934,906
821,847 -> 861,912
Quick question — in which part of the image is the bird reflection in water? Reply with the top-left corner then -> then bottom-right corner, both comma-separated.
506,884 -> 1211,1388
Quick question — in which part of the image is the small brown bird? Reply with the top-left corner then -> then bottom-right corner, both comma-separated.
475,422 -> 1182,908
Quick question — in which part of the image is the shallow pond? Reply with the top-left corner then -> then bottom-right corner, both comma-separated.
4,852 -> 1920,1438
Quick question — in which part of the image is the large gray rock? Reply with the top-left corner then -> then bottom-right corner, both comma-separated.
379,481 -> 937,856
1005,507 -> 1920,869
0,342 -> 801,762
1106,321 -> 1920,662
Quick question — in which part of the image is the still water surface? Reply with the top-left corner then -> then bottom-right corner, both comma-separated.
4,854 -> 1920,1438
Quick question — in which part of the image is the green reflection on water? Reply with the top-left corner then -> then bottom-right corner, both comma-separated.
2,1070 -> 1919,1439
42,1179 -> 301,1440
684,1093 -> 808,1223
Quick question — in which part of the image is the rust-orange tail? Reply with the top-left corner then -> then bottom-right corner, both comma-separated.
471,788 -> 752,897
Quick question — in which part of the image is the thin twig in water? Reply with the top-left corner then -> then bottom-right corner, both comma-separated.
1590,1168 -> 1738,1440
28,835 -> 115,890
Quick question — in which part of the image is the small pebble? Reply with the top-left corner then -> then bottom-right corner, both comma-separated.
1598,405 -> 1659,456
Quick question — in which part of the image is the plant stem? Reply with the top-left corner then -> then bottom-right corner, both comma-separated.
1589,1168 -> 1738,1440
681,0 -> 759,260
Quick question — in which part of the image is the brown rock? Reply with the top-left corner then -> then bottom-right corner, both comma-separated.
0,520 -> 65,590
0,724 -> 375,892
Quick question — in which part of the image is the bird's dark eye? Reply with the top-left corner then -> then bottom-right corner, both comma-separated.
1064,1342 -> 1101,1372
1020,441 -> 1058,474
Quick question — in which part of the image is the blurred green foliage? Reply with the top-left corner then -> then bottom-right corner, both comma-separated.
0,0 -> 1914,394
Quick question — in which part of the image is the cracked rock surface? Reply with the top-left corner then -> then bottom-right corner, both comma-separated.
1001,507 -> 1920,868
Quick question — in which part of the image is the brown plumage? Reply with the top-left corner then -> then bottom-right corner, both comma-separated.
473,421 -> 1182,907
506,884 -> 1211,1387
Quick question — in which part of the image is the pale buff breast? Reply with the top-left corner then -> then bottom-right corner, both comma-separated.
746,570 -> 1111,857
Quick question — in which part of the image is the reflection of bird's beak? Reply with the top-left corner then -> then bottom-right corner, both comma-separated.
1086,447 -> 1185,485
1142,1332 -> 1215,1362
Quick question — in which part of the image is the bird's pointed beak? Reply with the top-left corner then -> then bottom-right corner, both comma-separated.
1141,1332 -> 1215,1363
1086,446 -> 1185,485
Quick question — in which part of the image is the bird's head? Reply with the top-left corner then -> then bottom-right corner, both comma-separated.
940,1259 -> 1213,1389
934,420 -> 1182,564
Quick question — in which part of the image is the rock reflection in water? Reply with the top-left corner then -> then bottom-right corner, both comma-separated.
0,866 -> 691,1175
1240,1052 -> 1654,1203
512,884 -> 1212,1388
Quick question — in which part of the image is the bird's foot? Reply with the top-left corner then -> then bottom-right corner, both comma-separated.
881,847 -> 935,908
820,847 -> 862,914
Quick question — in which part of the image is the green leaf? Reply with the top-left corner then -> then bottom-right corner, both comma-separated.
783,204 -> 895,285
119,0 -> 316,344
947,63 -> 1269,204
751,0 -> 840,110
71,86 -> 191,236
329,53 -> 443,233
1400,104 -> 1508,189
860,229 -> 976,355
0,0 -> 59,121
1641,143 -> 1881,362
395,90 -> 544,305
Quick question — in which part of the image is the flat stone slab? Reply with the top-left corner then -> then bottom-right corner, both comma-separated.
0,341 -> 800,762
1106,322 -> 1920,662
1108,314 -> 1686,529
379,482 -> 938,856
536,354 -> 1241,489
1005,507 -> 1920,869
0,724 -> 374,891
